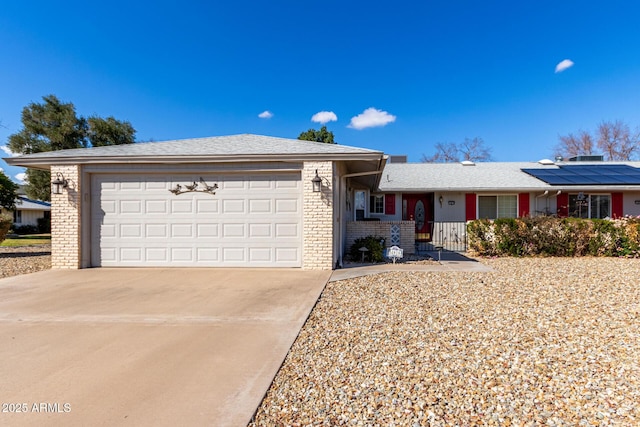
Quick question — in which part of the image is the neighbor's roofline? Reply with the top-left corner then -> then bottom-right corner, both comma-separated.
4,152 -> 385,169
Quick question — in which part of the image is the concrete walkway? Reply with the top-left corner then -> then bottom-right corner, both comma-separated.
0,268 -> 330,427
330,252 -> 492,281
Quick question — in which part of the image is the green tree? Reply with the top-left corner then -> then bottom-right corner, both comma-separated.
297,125 -> 336,144
87,116 -> 136,147
7,95 -> 136,201
0,170 -> 18,210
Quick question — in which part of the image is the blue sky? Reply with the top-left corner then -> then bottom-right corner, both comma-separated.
2,1 -> 640,183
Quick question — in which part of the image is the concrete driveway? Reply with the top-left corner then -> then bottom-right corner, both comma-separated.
0,268 -> 330,427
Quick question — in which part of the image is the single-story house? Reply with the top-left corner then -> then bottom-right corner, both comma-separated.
5,134 -> 386,269
5,134 -> 640,269
0,195 -> 51,230
351,157 -> 640,252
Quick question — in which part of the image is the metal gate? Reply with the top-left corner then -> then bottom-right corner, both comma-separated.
416,221 -> 467,253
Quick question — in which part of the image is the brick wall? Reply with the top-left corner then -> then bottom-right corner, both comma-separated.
50,165 -> 82,268
346,221 -> 416,255
302,161 -> 334,269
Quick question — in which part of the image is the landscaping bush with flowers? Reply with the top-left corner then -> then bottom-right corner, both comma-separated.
467,215 -> 640,257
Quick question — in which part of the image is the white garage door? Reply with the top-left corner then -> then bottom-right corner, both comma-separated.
91,172 -> 302,267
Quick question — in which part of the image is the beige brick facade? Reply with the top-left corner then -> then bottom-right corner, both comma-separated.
49,162 -> 337,270
302,161 -> 334,269
50,165 -> 82,269
346,220 -> 416,256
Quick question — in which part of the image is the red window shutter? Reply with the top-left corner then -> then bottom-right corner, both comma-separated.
465,193 -> 476,221
611,192 -> 623,218
557,193 -> 568,217
518,193 -> 530,217
384,194 -> 396,215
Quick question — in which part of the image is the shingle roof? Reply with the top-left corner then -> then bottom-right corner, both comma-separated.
5,134 -> 383,167
379,161 -> 640,192
15,196 -> 51,211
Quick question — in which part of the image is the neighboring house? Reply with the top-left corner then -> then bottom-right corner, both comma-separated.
5,134 -> 640,270
0,196 -> 51,230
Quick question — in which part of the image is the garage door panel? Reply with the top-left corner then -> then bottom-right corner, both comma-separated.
276,247 -> 299,260
275,199 -> 299,213
249,199 -> 271,213
197,248 -> 219,262
91,172 -> 302,267
171,199 -> 193,213
146,224 -> 168,238
146,200 -> 168,214
196,223 -> 219,237
146,248 -> 168,262
249,223 -> 272,238
120,224 -> 142,238
222,199 -> 245,214
196,199 -> 218,213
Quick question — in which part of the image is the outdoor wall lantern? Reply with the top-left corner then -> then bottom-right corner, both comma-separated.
312,170 -> 323,192
51,172 -> 68,195
439,195 -> 444,207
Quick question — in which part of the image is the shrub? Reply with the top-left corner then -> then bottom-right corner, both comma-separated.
37,216 -> 51,233
349,235 -> 385,262
12,224 -> 40,235
0,215 -> 11,244
467,216 -> 640,257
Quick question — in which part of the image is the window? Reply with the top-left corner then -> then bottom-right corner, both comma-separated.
478,195 -> 517,219
369,195 -> 384,214
14,210 -> 22,224
568,193 -> 610,219
355,190 -> 366,220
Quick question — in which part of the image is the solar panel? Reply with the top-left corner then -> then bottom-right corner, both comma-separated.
522,164 -> 640,185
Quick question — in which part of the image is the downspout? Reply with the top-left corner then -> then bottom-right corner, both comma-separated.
548,190 -> 561,215
535,190 -> 548,216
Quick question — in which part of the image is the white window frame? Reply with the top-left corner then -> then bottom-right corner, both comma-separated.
369,194 -> 384,214
477,194 -> 518,219
568,193 -> 611,219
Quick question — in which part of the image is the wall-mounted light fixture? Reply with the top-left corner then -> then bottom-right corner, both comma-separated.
439,195 -> 444,207
312,170 -> 323,192
51,172 -> 68,195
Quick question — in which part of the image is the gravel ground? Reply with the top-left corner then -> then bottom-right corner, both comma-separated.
251,257 -> 640,426
0,245 -> 51,278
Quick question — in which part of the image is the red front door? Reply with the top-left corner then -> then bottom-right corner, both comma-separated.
402,193 -> 433,241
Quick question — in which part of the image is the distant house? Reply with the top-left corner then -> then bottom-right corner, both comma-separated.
0,195 -> 51,230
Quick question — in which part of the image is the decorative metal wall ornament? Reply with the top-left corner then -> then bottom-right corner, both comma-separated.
169,177 -> 219,196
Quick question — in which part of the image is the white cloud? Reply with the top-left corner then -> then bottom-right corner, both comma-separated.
348,107 -> 396,130
311,111 -> 337,124
258,110 -> 274,119
1,145 -> 17,157
555,59 -> 574,73
15,173 -> 27,184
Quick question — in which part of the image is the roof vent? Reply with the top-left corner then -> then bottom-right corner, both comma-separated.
461,160 -> 475,166
568,155 -> 604,162
388,155 -> 408,163
538,159 -> 555,165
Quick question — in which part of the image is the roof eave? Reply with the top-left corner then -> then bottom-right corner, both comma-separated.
4,152 -> 385,169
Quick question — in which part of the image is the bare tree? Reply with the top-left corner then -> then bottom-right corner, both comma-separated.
556,120 -> 640,161
554,130 -> 595,160
422,137 -> 492,163
596,120 -> 639,160
459,137 -> 492,162
422,142 -> 459,162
